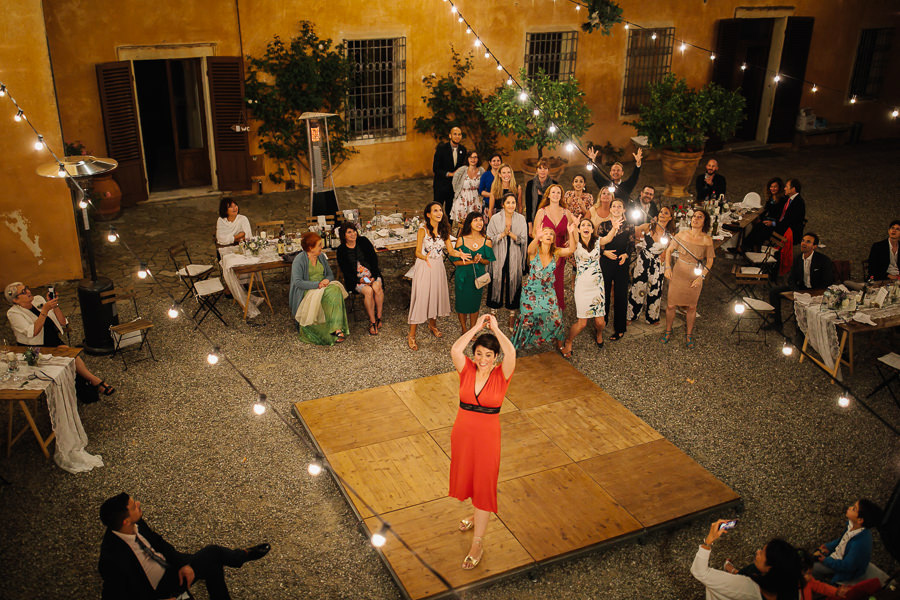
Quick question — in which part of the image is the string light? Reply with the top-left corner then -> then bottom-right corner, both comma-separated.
607,184 -> 615,193
651,32 -> 657,40
308,459 -> 324,476
450,5 -> 457,13
630,208 -> 642,222
781,342 -> 793,356
838,395 -> 850,408
660,234 -> 669,245
565,141 -> 575,152
465,27 -> 471,34
457,16 -> 463,23
734,302 -> 746,315
77,196 -> 88,209
506,77 -> 513,86
575,4 -> 580,10
773,74 -> 781,83
371,524 -> 389,548
106,226 -> 119,243
253,394 -> 267,415
811,84 -> 818,93
518,90 -> 528,102
0,83 -> 6,97
532,108 -> 540,116
137,261 -> 150,279
891,108 -> 899,119
850,95 -> 857,104
207,347 -> 220,365
740,63 -> 747,71
709,53 -> 716,61
548,123 -> 557,134
624,23 -> 629,30
680,42 -> 687,53
693,263 -> 703,276
167,305 -> 179,319
496,63 -> 503,71
483,51 -> 490,59
34,135 -> 44,150
585,162 -> 594,171
58,163 -> 68,178
474,38 -> 481,48
14,109 -> 24,122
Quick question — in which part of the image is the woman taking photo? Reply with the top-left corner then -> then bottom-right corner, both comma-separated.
215,197 -> 252,247
564,174 -> 594,221
486,193 -> 528,329
452,212 -> 495,333
407,202 -> 472,350
487,163 -> 522,218
450,151 -> 484,225
560,217 -> 620,357
512,223 -> 576,351
336,222 -> 384,336
662,209 -> 714,349
628,206 -> 675,325
588,187 -> 614,224
533,184 -> 576,311
597,199 -> 634,341
289,232 -> 350,346
449,313 -> 515,571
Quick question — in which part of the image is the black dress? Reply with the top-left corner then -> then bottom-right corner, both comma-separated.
597,220 -> 635,335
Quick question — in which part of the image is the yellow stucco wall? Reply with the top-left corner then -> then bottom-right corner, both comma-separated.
41,0 -> 900,194
0,1 -> 82,286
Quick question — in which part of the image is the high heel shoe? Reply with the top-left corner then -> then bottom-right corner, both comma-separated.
458,519 -> 474,532
660,330 -> 672,344
407,335 -> 418,351
428,324 -> 443,338
462,537 -> 483,570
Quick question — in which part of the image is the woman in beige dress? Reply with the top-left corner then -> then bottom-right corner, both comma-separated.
661,209 -> 714,349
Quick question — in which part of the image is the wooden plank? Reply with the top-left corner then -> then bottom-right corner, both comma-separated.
363,497 -> 533,600
392,371 -> 517,432
497,463 -> 643,561
430,411 -> 572,483
295,386 -> 424,454
328,433 -> 450,519
505,352 -> 603,410
579,439 -> 740,528
525,393 -> 662,462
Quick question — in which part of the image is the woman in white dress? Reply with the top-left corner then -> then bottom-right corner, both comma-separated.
450,151 -> 484,225
560,217 -> 621,357
215,197 -> 252,247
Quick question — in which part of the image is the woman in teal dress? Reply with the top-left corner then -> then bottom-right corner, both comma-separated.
289,231 -> 350,346
512,222 -> 577,350
452,211 -> 495,333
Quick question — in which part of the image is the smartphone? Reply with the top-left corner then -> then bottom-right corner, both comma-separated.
47,286 -> 55,300
719,519 -> 738,531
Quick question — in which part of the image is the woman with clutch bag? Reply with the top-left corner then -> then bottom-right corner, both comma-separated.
452,211 -> 494,333
289,232 -> 350,346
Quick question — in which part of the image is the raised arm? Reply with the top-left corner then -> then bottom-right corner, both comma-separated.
485,314 -> 516,379
451,317 -> 489,372
556,220 -> 579,258
597,216 -> 622,246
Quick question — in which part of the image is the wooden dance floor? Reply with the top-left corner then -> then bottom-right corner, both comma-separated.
294,353 -> 740,599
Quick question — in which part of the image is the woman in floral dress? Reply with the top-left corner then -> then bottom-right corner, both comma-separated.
628,205 -> 674,325
563,174 -> 595,221
450,151 -> 484,225
511,222 -> 576,351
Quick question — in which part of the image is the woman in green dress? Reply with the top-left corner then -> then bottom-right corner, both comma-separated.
452,211 -> 495,333
289,231 -> 350,346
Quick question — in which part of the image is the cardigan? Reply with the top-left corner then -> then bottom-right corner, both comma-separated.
822,527 -> 873,584
7,295 -> 66,346
336,236 -> 382,290
289,252 -> 335,317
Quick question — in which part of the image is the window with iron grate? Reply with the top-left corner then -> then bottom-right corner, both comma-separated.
525,32 -> 578,80
849,28 -> 893,101
622,27 -> 674,115
345,38 -> 407,141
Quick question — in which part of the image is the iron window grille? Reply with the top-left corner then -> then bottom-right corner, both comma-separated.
525,31 -> 578,80
345,37 -> 407,140
849,28 -> 893,101
622,27 -> 674,115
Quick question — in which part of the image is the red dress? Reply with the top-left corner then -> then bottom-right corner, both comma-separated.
448,357 -> 512,513
542,213 -> 569,310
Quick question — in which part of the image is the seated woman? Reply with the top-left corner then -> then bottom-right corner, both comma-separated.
289,232 -> 350,345
216,197 -> 252,248
336,222 -> 384,336
5,282 -> 114,396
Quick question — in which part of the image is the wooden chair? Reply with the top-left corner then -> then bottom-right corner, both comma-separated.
255,220 -> 285,239
100,288 -> 156,370
374,203 -> 404,220
305,215 -> 336,231
168,241 -> 214,303
833,259 -> 852,283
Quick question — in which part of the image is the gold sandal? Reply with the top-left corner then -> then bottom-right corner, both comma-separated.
428,324 -> 443,338
458,519 -> 474,532
407,335 -> 418,351
462,537 -> 483,570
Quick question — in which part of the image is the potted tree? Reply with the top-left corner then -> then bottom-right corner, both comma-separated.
480,68 -> 592,179
626,74 -> 745,197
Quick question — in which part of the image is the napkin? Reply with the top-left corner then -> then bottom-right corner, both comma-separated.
793,292 -> 812,305
851,312 -> 877,326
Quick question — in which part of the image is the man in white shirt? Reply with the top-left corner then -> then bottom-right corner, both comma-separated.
866,219 -> 900,280
98,493 -> 270,600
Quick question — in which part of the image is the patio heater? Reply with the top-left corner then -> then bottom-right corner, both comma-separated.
37,156 -> 119,355
298,112 -> 340,216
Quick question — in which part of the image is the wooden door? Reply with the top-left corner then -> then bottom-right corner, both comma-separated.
768,17 -> 814,143
207,56 -> 251,191
96,61 -> 148,206
167,59 -> 212,188
713,19 -> 773,142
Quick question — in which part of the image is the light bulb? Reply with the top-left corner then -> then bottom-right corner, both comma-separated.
680,43 -> 686,53
837,395 -> 850,408
496,63 -> 502,71
0,84 -> 6,97
137,262 -> 149,279
308,461 -> 323,476
484,51 -> 489,59
624,23 -> 629,30
740,63 -> 747,71
474,39 -> 481,48
660,235 -> 669,245
850,95 -> 857,104
565,142 -> 574,152
450,5 -> 457,13
734,302 -> 746,315
78,198 -> 88,209
773,74 -> 781,83
34,135 -> 44,150
891,109 -> 899,119
630,208 -> 642,221
253,402 -> 266,415
14,109 -> 24,122
207,348 -> 219,365
586,163 -> 593,171
465,27 -> 471,34
781,342 -> 793,356
506,77 -> 513,86
518,90 -> 528,102
575,4 -> 580,10
607,185 -> 615,193
167,306 -> 179,319
533,108 -> 540,116
548,123 -> 557,134
58,164 -> 68,178
710,54 -> 716,61
371,531 -> 387,547
457,16 -> 463,23
651,32 -> 657,40
693,264 -> 703,276
106,226 -> 119,243
811,84 -> 818,93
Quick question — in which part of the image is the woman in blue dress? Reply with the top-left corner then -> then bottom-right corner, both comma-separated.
511,222 -> 576,351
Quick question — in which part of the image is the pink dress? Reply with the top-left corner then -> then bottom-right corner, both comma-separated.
542,213 -> 569,310
407,229 -> 451,324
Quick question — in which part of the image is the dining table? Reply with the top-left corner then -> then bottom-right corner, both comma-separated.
0,345 -> 104,473
219,245 -> 291,320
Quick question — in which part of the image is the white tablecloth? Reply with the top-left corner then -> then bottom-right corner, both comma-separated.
219,247 -> 279,318
1,355 -> 104,473
363,229 -> 417,249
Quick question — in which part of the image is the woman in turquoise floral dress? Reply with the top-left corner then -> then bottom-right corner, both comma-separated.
452,211 -> 495,332
512,222 -> 577,350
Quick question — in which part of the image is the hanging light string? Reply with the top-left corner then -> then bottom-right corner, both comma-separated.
0,80 -> 95,207
557,0 -> 899,118
106,234 -> 462,596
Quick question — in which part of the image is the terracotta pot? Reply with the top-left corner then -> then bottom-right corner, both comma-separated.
521,156 -> 568,180
91,175 -> 122,221
660,149 -> 703,198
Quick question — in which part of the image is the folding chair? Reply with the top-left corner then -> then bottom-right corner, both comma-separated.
745,231 -> 785,280
726,264 -> 770,303
866,353 -> 900,410
191,277 -> 227,327
730,296 -> 775,344
100,288 -> 156,370
168,241 -> 214,303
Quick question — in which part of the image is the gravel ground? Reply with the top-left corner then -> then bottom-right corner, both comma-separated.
1,140 -> 899,600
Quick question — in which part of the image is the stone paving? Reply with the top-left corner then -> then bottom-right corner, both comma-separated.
1,140 -> 899,600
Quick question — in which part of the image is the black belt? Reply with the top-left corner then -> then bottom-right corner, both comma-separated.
459,402 -> 500,414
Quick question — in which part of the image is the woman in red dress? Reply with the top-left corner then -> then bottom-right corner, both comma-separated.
449,313 -> 516,570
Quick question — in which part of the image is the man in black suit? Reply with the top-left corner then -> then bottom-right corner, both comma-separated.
627,185 -> 660,225
98,493 -> 270,600
432,126 -> 467,214
767,232 -> 835,329
586,146 -> 643,202
695,158 -> 726,202
866,219 -> 900,280
742,177 -> 806,251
